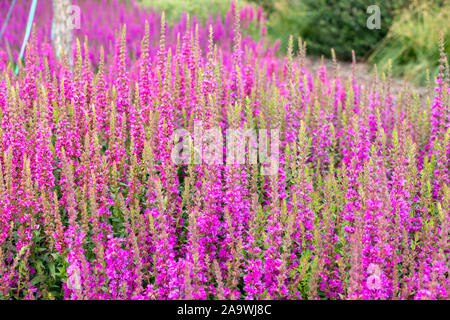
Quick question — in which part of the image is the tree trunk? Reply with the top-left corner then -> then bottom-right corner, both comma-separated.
52,0 -> 73,60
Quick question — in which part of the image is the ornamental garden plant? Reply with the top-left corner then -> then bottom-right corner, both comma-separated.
0,0 -> 448,300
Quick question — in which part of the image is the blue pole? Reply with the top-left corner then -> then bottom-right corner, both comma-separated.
15,0 -> 38,74
51,0 -> 54,42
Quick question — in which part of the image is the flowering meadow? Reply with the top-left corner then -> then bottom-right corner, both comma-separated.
0,0 -> 449,300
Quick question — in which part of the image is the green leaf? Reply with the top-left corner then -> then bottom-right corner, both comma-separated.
49,263 -> 56,279
30,276 -> 40,286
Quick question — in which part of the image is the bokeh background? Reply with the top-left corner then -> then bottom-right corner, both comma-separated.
138,0 -> 449,85
1,0 -> 449,85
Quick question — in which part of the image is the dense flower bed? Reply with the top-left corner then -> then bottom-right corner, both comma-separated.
0,1 -> 448,300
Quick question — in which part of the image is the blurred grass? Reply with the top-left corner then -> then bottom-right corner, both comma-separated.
248,0 -> 409,61
369,0 -> 450,85
136,0 -> 449,85
136,0 -> 239,22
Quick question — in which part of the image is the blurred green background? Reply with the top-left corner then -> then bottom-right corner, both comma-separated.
137,0 -> 233,23
137,0 -> 450,85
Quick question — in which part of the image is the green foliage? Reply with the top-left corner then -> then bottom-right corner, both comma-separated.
136,0 -> 264,41
369,0 -> 450,85
136,0 -> 237,23
251,0 -> 408,60
247,0 -> 276,15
